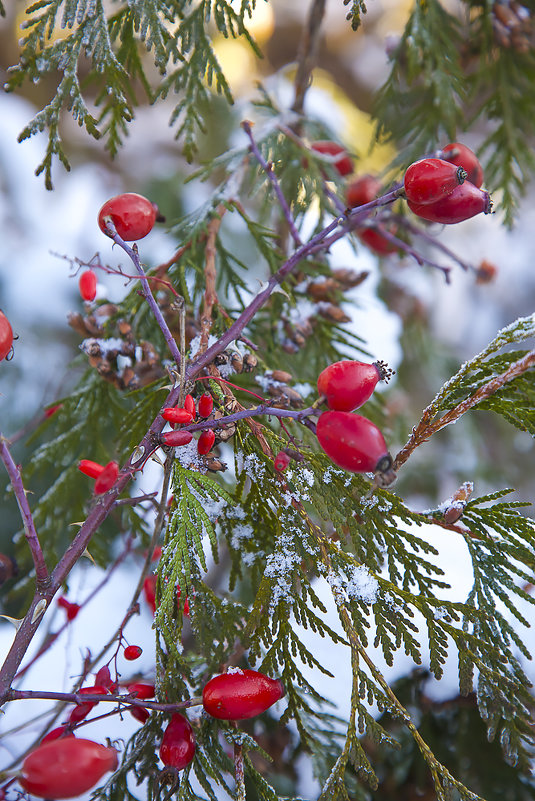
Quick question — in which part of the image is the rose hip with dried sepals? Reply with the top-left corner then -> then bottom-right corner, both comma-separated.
407,182 -> 492,224
0,311 -> 14,361
317,359 -> 393,412
404,158 -> 467,205
197,429 -> 215,455
441,142 -> 484,188
198,393 -> 213,417
159,714 -> 196,770
316,411 -> 395,483
98,193 -> 156,241
79,270 -> 97,302
20,738 -> 118,799
274,452 -> 291,471
202,668 -> 285,720
124,645 -> 143,661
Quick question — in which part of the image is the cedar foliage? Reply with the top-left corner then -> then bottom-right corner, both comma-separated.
2,2 -> 535,801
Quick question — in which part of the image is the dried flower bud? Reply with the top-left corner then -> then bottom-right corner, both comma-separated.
270,370 -> 293,383
318,304 -> 351,323
242,352 -> 258,372
205,455 -> 227,472
230,351 -> 244,373
331,268 -> 369,288
306,279 -> 339,302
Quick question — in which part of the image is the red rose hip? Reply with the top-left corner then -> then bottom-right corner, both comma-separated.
197,429 -> 215,455
316,411 -> 394,480
407,182 -> 492,224
161,430 -> 193,447
162,407 -> 193,424
0,311 -> 14,361
404,158 -> 466,205
79,270 -> 97,302
198,393 -> 214,417
441,142 -> 484,188
94,460 -> 119,493
310,141 -> 353,177
98,193 -> 156,241
202,668 -> 285,720
20,738 -> 118,799
274,451 -> 291,471
124,645 -> 142,661
317,360 -> 392,412
159,714 -> 196,770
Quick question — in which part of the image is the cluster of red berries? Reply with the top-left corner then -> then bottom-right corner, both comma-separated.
315,359 -> 395,482
160,392 -> 215,456
19,668 -> 283,797
78,458 -> 119,494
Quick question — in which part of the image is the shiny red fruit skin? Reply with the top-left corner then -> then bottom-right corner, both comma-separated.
0,311 -> 14,361
317,361 -> 381,412
79,270 -> 97,301
311,141 -> 353,177
20,738 -> 118,799
441,142 -> 484,188
346,174 -> 382,207
57,597 -> 80,621
161,430 -> 193,447
94,460 -> 119,493
162,407 -> 193,424
124,645 -> 142,661
407,182 -> 492,224
316,411 -> 390,473
95,665 -> 113,688
78,459 -> 105,479
358,227 -> 398,255
274,452 -> 291,471
143,574 -> 157,613
198,393 -> 214,417
128,683 -> 155,699
41,726 -> 74,745
184,395 -> 196,417
98,193 -> 156,241
197,429 -> 215,455
202,669 -> 285,720
404,158 -> 466,205
130,706 -> 150,723
159,714 -> 196,770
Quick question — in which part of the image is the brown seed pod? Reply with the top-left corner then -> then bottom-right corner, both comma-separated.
318,304 -> 351,323
280,386 -> 304,407
331,268 -> 369,288
270,370 -> 293,383
230,351 -> 244,373
214,351 -> 231,367
306,278 -> 339,302
242,352 -> 258,372
204,455 -> 228,472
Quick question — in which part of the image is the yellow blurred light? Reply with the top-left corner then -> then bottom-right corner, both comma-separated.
212,38 -> 258,93
16,0 -> 72,43
230,1 -> 275,43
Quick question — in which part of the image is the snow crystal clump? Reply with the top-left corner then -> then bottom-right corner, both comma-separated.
345,566 -> 379,603
434,606 -> 449,620
243,453 -> 266,481
189,333 -> 218,359
230,523 -> 254,550
174,441 -> 206,472
227,666 -> 244,675
264,533 -> 302,609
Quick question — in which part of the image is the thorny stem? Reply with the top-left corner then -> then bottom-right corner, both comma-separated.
0,436 -> 49,589
394,348 -> 535,469
104,222 -> 182,368
182,404 -> 321,433
5,688 -> 203,714
291,0 -> 327,116
242,121 -> 302,247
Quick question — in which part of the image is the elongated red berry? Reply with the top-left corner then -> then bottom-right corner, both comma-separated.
358,226 -> 398,255
197,429 -> 215,455
407,182 -> 492,224
317,360 -> 391,412
159,714 -> 196,770
311,141 -> 353,177
94,461 -> 119,494
78,459 -> 105,479
128,683 -> 155,699
95,665 -> 113,688
202,668 -> 285,720
79,270 -> 97,302
0,311 -> 14,361
41,727 -> 74,745
274,452 -> 291,472
346,174 -> 382,208
143,575 -> 157,614
124,645 -> 142,661
184,395 -> 196,417
161,430 -> 193,447
20,738 -> 118,799
404,158 -> 466,205
441,142 -> 483,188
57,597 -> 80,621
98,193 -> 156,241
162,407 -> 193,424
68,686 -> 109,725
198,393 -> 213,418
316,411 -> 393,475
130,706 -> 150,723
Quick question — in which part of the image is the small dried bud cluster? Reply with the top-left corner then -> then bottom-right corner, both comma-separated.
492,1 -> 532,52
256,370 -> 303,408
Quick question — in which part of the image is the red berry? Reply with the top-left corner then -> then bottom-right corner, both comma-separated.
198,393 -> 214,418
67,685 -> 108,723
197,429 -> 215,455
159,714 -> 196,770
78,459 -> 105,479
124,645 -> 142,661
0,311 -> 14,361
130,706 -> 150,724
127,683 -> 155,699
161,430 -> 193,447
162,407 -> 193,424
184,395 -> 196,417
407,182 -> 492,224
311,141 -> 353,177
317,360 -> 391,412
358,226 -> 398,255
316,411 -> 393,475
346,174 -> 382,207
20,738 -> 118,799
98,193 -> 156,241
202,669 -> 285,720
274,452 -> 291,472
94,460 -> 119,494
143,575 -> 157,614
404,158 -> 466,205
41,726 -> 74,745
95,665 -> 113,688
57,596 -> 80,621
441,142 -> 484,188
79,270 -> 97,302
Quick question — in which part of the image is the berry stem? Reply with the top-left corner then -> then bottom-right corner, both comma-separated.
0,436 -> 49,590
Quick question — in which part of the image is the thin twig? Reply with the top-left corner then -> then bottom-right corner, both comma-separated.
291,0 -> 327,116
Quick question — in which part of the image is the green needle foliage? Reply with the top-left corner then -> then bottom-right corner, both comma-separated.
2,3 -> 535,801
